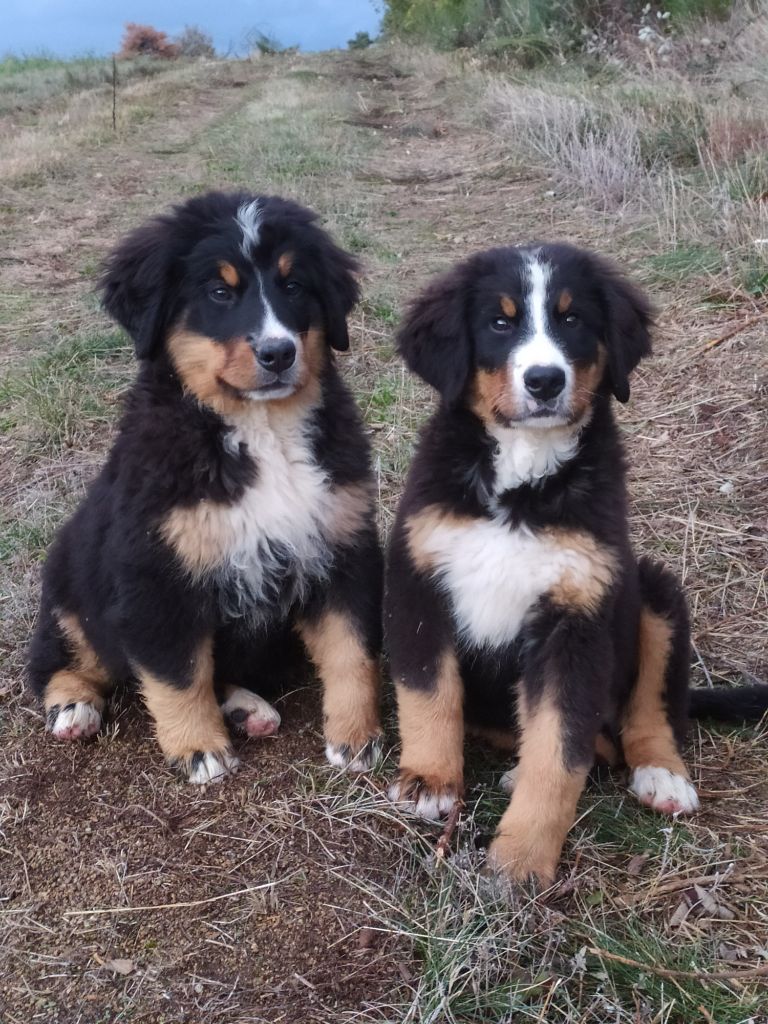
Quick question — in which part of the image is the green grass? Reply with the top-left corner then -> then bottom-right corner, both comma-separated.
0,513 -> 57,565
0,52 -> 169,114
0,329 -> 130,453
646,245 -> 724,284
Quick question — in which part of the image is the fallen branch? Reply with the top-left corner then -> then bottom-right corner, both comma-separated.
702,312 -> 768,353
64,876 -> 291,917
435,801 -> 464,860
588,946 -> 768,983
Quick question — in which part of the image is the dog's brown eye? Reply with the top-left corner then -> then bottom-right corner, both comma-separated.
565,313 -> 579,325
284,279 -> 302,296
209,285 -> 233,304
491,316 -> 512,332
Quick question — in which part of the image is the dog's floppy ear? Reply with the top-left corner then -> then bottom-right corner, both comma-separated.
397,265 -> 471,405
598,261 -> 654,403
317,239 -> 360,352
99,216 -> 177,360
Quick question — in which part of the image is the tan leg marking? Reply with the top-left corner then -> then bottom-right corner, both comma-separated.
622,610 -> 687,776
488,691 -> 587,885
468,723 -> 518,752
623,609 -> 699,814
390,652 -> 465,818
138,640 -> 236,783
44,612 -> 111,739
298,611 -> 382,771
595,731 -> 619,766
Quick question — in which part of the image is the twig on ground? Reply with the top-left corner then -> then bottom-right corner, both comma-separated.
435,801 -> 463,860
588,946 -> 768,983
701,312 -> 768,353
63,875 -> 293,917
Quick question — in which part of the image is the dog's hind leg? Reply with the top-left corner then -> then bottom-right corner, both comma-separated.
623,558 -> 699,815
30,609 -> 112,741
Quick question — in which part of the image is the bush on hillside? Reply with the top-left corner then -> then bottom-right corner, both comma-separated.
381,0 -> 737,52
175,25 -> 216,59
118,23 -> 179,60
348,31 -> 375,49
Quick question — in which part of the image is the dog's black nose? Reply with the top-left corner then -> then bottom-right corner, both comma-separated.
256,338 -> 296,374
523,365 -> 566,401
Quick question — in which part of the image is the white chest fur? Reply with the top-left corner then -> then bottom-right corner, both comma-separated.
412,513 -> 609,649
488,420 -> 584,491
162,405 -> 343,618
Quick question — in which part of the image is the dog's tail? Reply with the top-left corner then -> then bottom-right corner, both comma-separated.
689,683 -> 768,724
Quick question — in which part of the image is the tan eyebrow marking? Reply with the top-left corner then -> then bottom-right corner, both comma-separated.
557,289 -> 572,314
278,252 -> 294,277
500,294 -> 517,318
218,261 -> 239,288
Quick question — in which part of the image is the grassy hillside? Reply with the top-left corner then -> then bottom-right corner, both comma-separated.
0,16 -> 767,1022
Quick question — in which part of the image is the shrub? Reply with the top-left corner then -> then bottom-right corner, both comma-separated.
244,29 -> 286,55
348,31 -> 375,49
118,23 -> 179,60
175,25 -> 216,59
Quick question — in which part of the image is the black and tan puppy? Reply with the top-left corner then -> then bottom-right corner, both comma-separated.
385,243 -> 749,885
28,191 -> 382,783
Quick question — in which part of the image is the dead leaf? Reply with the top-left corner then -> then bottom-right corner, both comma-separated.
627,853 -> 650,877
669,898 -> 692,928
717,943 -> 749,962
693,885 -> 735,921
105,958 -> 134,976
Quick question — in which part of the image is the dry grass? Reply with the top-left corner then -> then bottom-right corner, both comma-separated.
0,37 -> 766,1023
485,2 -> 768,298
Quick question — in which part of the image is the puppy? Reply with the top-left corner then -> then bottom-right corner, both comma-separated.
385,242 -> 702,884
27,191 -> 382,783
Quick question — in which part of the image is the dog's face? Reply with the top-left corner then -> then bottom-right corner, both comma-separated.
100,192 -> 359,412
397,244 -> 653,427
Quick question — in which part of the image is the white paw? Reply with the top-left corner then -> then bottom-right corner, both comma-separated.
221,687 -> 281,738
499,764 -> 519,795
47,701 -> 102,741
629,766 -> 699,815
186,750 -> 240,785
325,736 -> 382,773
388,779 -> 459,821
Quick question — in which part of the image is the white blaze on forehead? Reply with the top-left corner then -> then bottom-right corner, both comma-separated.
236,199 -> 262,257
514,254 -> 569,375
255,272 -> 295,342
504,253 -> 573,421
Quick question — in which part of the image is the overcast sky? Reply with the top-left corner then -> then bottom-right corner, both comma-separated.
0,0 -> 382,57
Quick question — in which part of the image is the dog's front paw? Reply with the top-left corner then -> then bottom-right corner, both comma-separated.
222,687 -> 281,738
486,830 -> 558,888
388,769 -> 462,820
46,701 -> 103,741
325,734 -> 383,773
629,766 -> 699,815
172,748 -> 240,785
